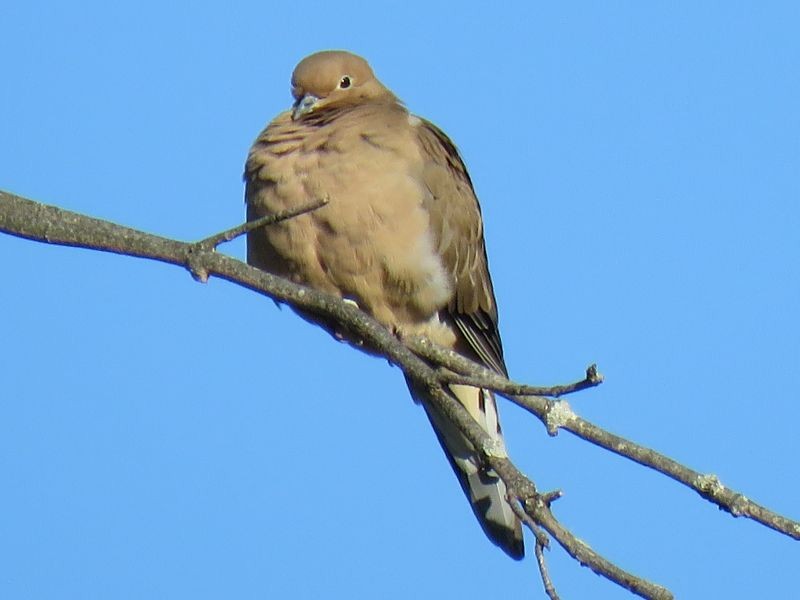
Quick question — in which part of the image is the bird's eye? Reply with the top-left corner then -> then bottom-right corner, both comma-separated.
338,76 -> 352,89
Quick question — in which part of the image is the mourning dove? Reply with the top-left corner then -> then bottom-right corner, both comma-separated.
244,50 -> 523,559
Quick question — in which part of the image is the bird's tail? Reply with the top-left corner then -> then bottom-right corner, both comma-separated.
410,381 -> 524,559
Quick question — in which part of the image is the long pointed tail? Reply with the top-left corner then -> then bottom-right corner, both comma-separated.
412,381 -> 524,559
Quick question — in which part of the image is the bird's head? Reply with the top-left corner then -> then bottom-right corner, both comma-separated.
290,50 -> 396,120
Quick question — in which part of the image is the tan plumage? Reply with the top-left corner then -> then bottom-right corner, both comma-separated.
244,50 -> 523,559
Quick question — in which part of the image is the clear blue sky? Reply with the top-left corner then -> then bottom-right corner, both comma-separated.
2,2 -> 798,598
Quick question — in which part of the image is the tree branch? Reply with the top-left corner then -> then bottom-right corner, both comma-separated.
403,336 -> 800,540
195,197 -> 328,252
3,189 -> 798,597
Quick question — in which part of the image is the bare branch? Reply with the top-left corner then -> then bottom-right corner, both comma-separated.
436,360 -> 603,398
529,495 -> 673,600
195,197 -> 328,251
549,414 -> 800,540
406,335 -> 603,398
405,333 -> 800,541
4,188 -> 798,597
507,494 -> 558,600
534,540 -> 560,600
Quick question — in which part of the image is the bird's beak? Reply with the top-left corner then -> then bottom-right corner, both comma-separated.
292,94 -> 319,120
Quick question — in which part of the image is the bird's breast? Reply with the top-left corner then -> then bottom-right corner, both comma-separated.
246,121 -> 453,330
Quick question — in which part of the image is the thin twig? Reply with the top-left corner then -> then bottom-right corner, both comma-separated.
489,456 -> 671,599
507,491 -> 551,548
195,197 -> 328,250
437,362 -> 603,398
544,412 -> 800,540
508,494 -> 559,599
535,540 -> 560,600
527,494 -> 673,600
409,336 -> 603,398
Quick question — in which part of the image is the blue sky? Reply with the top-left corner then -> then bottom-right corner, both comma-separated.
2,2 -> 798,598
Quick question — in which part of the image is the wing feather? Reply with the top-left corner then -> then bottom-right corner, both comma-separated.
416,119 -> 508,376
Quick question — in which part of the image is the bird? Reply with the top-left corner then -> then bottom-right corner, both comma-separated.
244,50 -> 523,559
